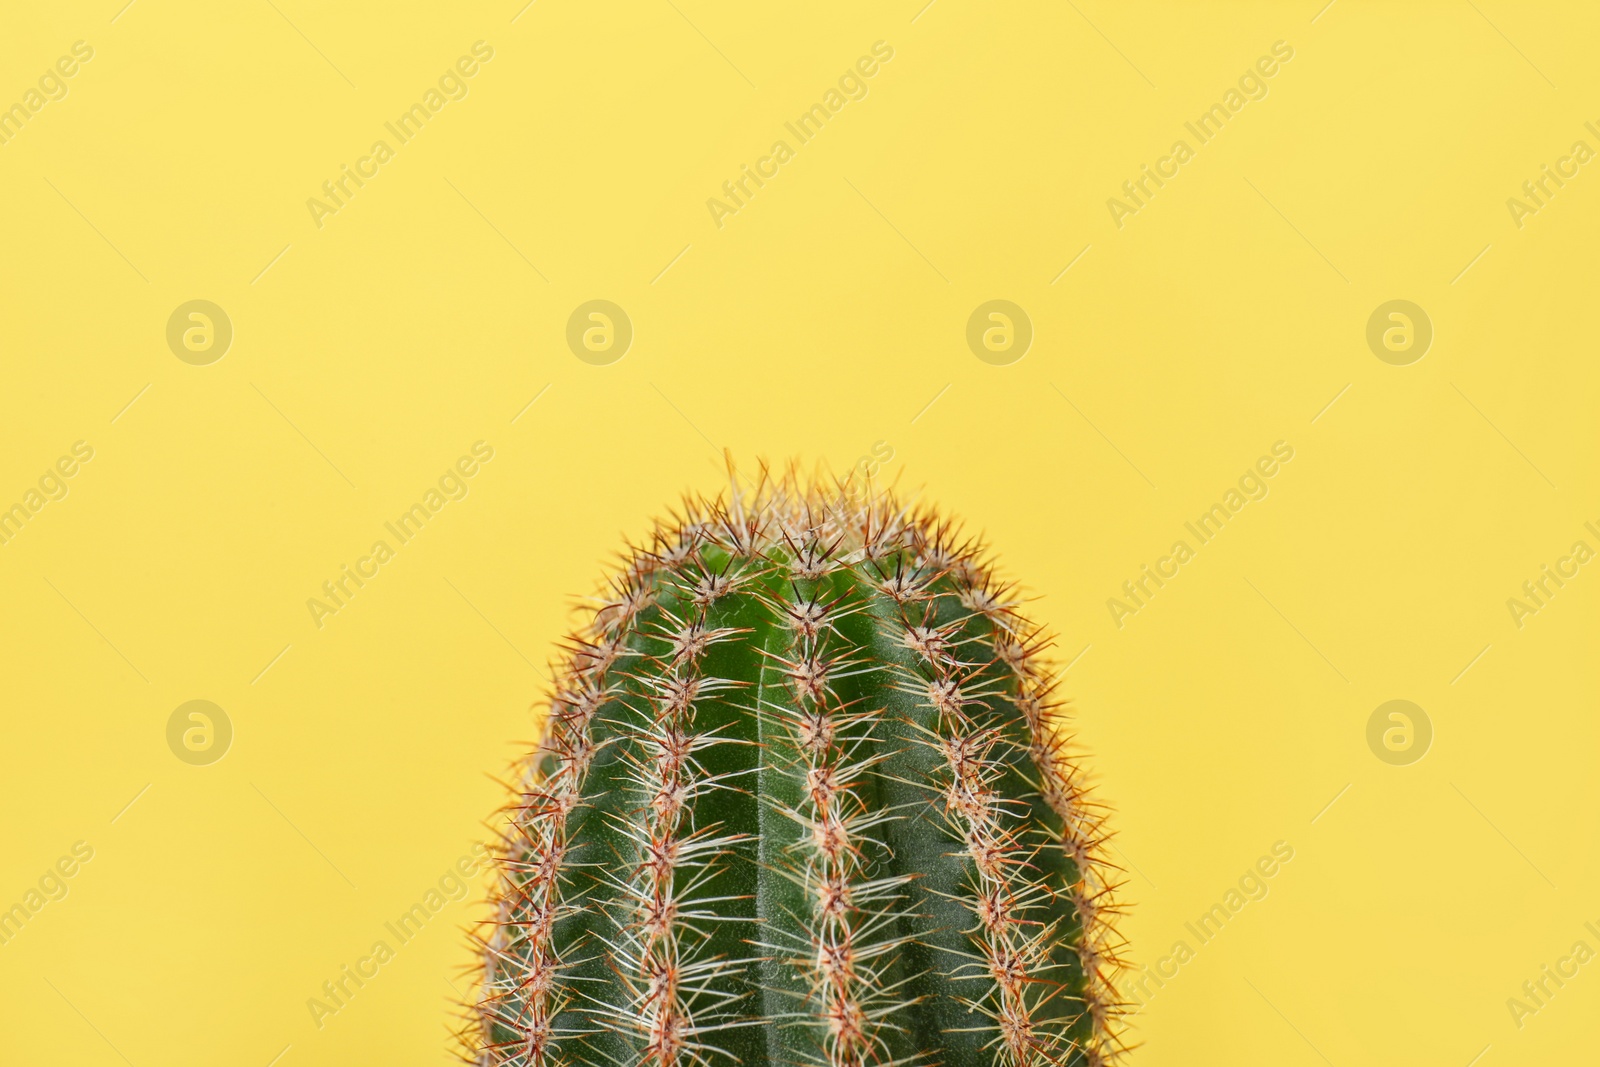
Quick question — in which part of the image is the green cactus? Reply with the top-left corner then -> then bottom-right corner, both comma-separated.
467,467 -> 1124,1067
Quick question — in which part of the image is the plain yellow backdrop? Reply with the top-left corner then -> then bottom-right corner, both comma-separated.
1,1 -> 1596,1064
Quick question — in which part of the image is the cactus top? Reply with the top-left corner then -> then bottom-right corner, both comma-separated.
469,467 -> 1124,1067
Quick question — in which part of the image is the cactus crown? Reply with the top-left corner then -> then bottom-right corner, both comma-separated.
466,464 -> 1125,1067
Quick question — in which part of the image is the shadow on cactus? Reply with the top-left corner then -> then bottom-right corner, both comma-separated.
463,464 -> 1127,1067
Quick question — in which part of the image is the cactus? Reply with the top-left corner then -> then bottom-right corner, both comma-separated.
467,466 -> 1124,1067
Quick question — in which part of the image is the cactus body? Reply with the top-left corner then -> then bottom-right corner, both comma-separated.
471,470 -> 1122,1067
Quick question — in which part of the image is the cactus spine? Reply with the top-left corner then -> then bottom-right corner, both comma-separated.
469,467 -> 1124,1067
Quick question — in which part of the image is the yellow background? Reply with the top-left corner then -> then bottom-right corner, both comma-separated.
2,1 -> 1596,1064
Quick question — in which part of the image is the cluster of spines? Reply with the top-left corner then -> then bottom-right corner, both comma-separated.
463,463 -> 1128,1067
761,536 -> 917,1067
596,602 -> 755,1067
886,534 -> 1124,1067
1021,688 -> 1125,1057
474,627 -> 615,1063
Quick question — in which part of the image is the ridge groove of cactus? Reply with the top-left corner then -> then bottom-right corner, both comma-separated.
467,465 -> 1126,1067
